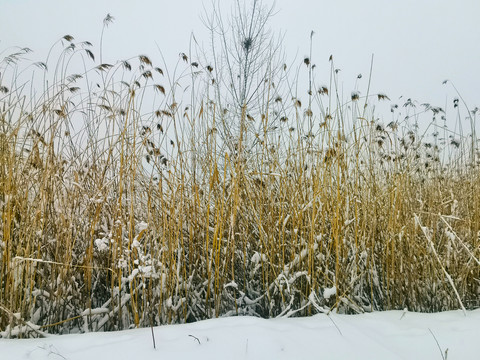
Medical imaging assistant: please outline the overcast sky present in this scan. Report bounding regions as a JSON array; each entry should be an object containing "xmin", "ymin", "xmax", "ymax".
[{"xmin": 1, "ymin": 0, "xmax": 479, "ymax": 116}]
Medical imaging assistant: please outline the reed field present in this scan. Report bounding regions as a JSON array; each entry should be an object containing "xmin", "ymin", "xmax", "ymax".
[{"xmin": 0, "ymin": 12, "xmax": 479, "ymax": 338}]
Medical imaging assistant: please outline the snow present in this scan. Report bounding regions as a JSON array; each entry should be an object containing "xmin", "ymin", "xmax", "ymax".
[
  {"xmin": 137, "ymin": 221, "xmax": 148, "ymax": 231},
  {"xmin": 323, "ymin": 286, "xmax": 337, "ymax": 300},
  {"xmin": 94, "ymin": 238, "xmax": 109, "ymax": 252},
  {"xmin": 3, "ymin": 309, "xmax": 479, "ymax": 359}
]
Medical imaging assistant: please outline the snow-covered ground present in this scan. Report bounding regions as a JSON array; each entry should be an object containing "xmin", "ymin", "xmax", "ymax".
[{"xmin": 3, "ymin": 309, "xmax": 479, "ymax": 359}]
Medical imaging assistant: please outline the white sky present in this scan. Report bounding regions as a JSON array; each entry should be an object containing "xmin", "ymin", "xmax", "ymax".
[{"xmin": 1, "ymin": 0, "xmax": 479, "ymax": 113}]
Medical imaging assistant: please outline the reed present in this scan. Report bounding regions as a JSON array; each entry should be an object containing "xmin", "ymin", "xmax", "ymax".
[{"xmin": 0, "ymin": 26, "xmax": 479, "ymax": 338}]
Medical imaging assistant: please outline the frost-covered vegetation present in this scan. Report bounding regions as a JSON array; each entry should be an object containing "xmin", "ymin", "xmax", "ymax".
[{"xmin": 1, "ymin": 5, "xmax": 479, "ymax": 338}]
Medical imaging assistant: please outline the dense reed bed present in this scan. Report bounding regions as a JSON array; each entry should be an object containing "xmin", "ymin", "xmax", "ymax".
[{"xmin": 0, "ymin": 31, "xmax": 479, "ymax": 338}]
